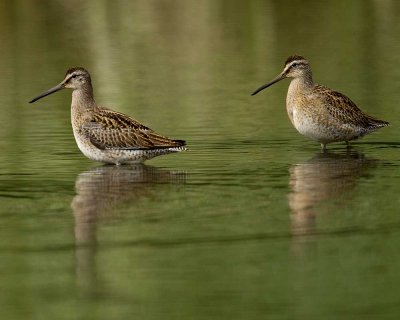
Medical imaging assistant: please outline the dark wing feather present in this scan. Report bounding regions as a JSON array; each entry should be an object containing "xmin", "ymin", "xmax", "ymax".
[
  {"xmin": 315, "ymin": 85, "xmax": 389, "ymax": 128},
  {"xmin": 82, "ymin": 107, "xmax": 186, "ymax": 150}
]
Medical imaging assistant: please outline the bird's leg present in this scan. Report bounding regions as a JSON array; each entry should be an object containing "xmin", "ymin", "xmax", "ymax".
[{"xmin": 320, "ymin": 143, "xmax": 327, "ymax": 152}]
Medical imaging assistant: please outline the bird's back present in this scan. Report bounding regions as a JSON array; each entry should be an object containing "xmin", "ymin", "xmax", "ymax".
[
  {"xmin": 80, "ymin": 106, "xmax": 186, "ymax": 151},
  {"xmin": 312, "ymin": 85, "xmax": 389, "ymax": 131}
]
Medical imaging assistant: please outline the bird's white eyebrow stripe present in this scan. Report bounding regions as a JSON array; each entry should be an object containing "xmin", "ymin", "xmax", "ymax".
[
  {"xmin": 284, "ymin": 60, "xmax": 307, "ymax": 71},
  {"xmin": 65, "ymin": 72, "xmax": 80, "ymax": 81}
]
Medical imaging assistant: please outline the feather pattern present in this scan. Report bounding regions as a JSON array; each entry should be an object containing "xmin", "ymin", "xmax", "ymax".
[
  {"xmin": 29, "ymin": 67, "xmax": 186, "ymax": 164},
  {"xmin": 81, "ymin": 107, "xmax": 185, "ymax": 150},
  {"xmin": 313, "ymin": 85, "xmax": 389, "ymax": 129},
  {"xmin": 252, "ymin": 56, "xmax": 389, "ymax": 149}
]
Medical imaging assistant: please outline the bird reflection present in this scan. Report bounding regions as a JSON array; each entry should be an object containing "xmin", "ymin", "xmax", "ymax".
[
  {"xmin": 71, "ymin": 164, "xmax": 186, "ymax": 295},
  {"xmin": 288, "ymin": 150, "xmax": 377, "ymax": 236}
]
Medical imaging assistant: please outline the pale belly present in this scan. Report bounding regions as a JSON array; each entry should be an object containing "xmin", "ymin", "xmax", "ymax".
[
  {"xmin": 288, "ymin": 106, "xmax": 360, "ymax": 144},
  {"xmin": 72, "ymin": 128, "xmax": 183, "ymax": 164}
]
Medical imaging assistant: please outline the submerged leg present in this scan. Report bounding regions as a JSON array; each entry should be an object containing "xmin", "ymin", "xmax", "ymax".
[{"xmin": 320, "ymin": 143, "xmax": 327, "ymax": 152}]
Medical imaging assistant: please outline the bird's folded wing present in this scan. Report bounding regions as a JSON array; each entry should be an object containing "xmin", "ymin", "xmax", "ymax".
[
  {"xmin": 315, "ymin": 85, "xmax": 379, "ymax": 127},
  {"xmin": 82, "ymin": 108, "xmax": 183, "ymax": 150}
]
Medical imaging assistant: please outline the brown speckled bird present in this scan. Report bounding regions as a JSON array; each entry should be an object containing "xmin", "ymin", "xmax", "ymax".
[
  {"xmin": 29, "ymin": 67, "xmax": 186, "ymax": 164},
  {"xmin": 252, "ymin": 56, "xmax": 389, "ymax": 150}
]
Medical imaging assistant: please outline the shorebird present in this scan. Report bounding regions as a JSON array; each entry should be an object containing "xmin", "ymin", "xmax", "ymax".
[
  {"xmin": 252, "ymin": 55, "xmax": 389, "ymax": 150},
  {"xmin": 29, "ymin": 67, "xmax": 186, "ymax": 164}
]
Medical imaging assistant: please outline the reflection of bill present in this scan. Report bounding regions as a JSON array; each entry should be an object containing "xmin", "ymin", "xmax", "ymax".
[
  {"xmin": 71, "ymin": 165, "xmax": 186, "ymax": 294},
  {"xmin": 288, "ymin": 151, "xmax": 377, "ymax": 235}
]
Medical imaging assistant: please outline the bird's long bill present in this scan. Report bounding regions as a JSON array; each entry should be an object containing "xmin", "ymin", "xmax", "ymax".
[
  {"xmin": 251, "ymin": 72, "xmax": 286, "ymax": 96},
  {"xmin": 29, "ymin": 82, "xmax": 65, "ymax": 103}
]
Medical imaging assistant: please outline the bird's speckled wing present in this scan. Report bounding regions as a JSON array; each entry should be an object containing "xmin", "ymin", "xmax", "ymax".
[
  {"xmin": 313, "ymin": 85, "xmax": 389, "ymax": 128},
  {"xmin": 81, "ymin": 107, "xmax": 185, "ymax": 150}
]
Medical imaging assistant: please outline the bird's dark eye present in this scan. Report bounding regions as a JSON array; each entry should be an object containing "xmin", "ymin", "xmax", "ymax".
[
  {"xmin": 291, "ymin": 63, "xmax": 298, "ymax": 68},
  {"xmin": 72, "ymin": 74, "xmax": 77, "ymax": 78}
]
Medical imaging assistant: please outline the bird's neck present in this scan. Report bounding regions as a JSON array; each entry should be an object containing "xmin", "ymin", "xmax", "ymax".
[
  {"xmin": 288, "ymin": 73, "xmax": 314, "ymax": 96},
  {"xmin": 71, "ymin": 86, "xmax": 96, "ymax": 112}
]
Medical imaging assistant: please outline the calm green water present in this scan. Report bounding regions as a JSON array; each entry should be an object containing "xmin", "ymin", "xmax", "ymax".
[{"xmin": 1, "ymin": 0, "xmax": 400, "ymax": 319}]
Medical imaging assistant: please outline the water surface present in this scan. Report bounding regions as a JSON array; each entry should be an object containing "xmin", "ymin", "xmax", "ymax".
[{"xmin": 1, "ymin": 0, "xmax": 400, "ymax": 319}]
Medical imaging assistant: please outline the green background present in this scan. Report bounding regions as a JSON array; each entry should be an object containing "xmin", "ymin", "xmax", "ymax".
[{"xmin": 1, "ymin": 0, "xmax": 400, "ymax": 319}]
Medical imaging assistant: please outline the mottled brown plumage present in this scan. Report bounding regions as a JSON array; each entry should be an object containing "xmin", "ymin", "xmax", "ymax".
[
  {"xmin": 252, "ymin": 56, "xmax": 389, "ymax": 149},
  {"xmin": 29, "ymin": 67, "xmax": 186, "ymax": 164},
  {"xmin": 83, "ymin": 107, "xmax": 185, "ymax": 150}
]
